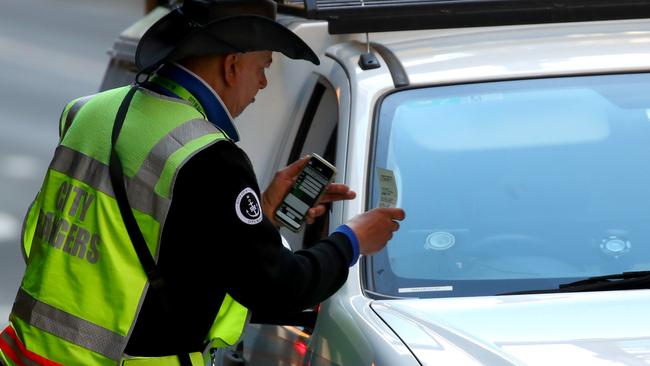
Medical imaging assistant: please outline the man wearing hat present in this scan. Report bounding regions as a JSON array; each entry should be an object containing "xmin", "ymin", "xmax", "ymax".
[{"xmin": 0, "ymin": 0, "xmax": 405, "ymax": 365}]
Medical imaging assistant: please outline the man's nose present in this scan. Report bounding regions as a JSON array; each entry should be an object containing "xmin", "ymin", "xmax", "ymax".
[{"xmin": 259, "ymin": 74, "xmax": 268, "ymax": 89}]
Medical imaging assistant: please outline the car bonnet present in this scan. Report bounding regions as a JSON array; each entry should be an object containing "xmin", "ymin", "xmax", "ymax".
[{"xmin": 371, "ymin": 290, "xmax": 650, "ymax": 365}]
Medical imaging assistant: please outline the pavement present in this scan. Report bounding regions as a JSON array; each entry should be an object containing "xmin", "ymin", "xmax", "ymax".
[{"xmin": 0, "ymin": 0, "xmax": 144, "ymax": 326}]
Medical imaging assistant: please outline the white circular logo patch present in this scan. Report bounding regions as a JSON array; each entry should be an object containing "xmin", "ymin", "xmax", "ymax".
[{"xmin": 235, "ymin": 187, "xmax": 263, "ymax": 225}]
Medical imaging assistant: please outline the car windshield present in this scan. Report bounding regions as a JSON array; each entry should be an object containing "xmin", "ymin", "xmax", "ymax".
[{"xmin": 368, "ymin": 73, "xmax": 650, "ymax": 298}]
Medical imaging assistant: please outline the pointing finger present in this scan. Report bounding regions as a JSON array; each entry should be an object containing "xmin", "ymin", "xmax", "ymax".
[{"xmin": 378, "ymin": 208, "xmax": 405, "ymax": 221}]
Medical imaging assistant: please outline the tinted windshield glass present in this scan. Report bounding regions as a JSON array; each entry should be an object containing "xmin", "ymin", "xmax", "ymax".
[{"xmin": 369, "ymin": 73, "xmax": 650, "ymax": 298}]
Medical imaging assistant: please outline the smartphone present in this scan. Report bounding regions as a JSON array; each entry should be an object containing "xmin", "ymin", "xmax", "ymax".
[{"xmin": 275, "ymin": 153, "xmax": 337, "ymax": 232}]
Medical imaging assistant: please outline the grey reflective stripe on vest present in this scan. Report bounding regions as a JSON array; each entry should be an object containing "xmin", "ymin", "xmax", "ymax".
[
  {"xmin": 50, "ymin": 146, "xmax": 114, "ymax": 196},
  {"xmin": 0, "ymin": 330, "xmax": 41, "ymax": 366},
  {"xmin": 61, "ymin": 95, "xmax": 94, "ymax": 139},
  {"xmin": 12, "ymin": 289, "xmax": 126, "ymax": 361},
  {"xmin": 49, "ymin": 145, "xmax": 169, "ymax": 224},
  {"xmin": 132, "ymin": 119, "xmax": 222, "ymax": 190},
  {"xmin": 52, "ymin": 117, "xmax": 223, "ymax": 225}
]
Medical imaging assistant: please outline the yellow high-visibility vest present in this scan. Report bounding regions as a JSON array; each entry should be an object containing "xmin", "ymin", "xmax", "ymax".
[{"xmin": 0, "ymin": 85, "xmax": 248, "ymax": 366}]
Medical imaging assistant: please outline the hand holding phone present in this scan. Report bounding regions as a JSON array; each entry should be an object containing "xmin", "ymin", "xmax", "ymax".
[{"xmin": 275, "ymin": 154, "xmax": 337, "ymax": 232}]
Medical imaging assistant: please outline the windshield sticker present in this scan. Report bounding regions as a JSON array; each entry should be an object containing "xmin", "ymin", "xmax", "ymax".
[
  {"xmin": 376, "ymin": 167, "xmax": 398, "ymax": 208},
  {"xmin": 398, "ymin": 286, "xmax": 453, "ymax": 293}
]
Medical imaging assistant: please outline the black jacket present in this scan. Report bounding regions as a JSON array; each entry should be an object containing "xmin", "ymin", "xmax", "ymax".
[{"xmin": 125, "ymin": 139, "xmax": 353, "ymax": 355}]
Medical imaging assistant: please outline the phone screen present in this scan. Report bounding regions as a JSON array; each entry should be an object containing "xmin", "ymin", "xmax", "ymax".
[{"xmin": 276, "ymin": 155, "xmax": 336, "ymax": 231}]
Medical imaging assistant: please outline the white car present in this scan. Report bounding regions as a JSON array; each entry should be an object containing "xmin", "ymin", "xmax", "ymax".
[{"xmin": 103, "ymin": 1, "xmax": 650, "ymax": 364}]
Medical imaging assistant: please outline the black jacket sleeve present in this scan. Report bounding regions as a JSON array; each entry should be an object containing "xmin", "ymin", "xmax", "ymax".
[
  {"xmin": 176, "ymin": 140, "xmax": 352, "ymax": 313},
  {"xmin": 126, "ymin": 140, "xmax": 353, "ymax": 355}
]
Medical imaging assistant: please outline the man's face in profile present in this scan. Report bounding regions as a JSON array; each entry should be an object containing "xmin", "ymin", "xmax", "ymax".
[{"xmin": 231, "ymin": 51, "xmax": 273, "ymax": 117}]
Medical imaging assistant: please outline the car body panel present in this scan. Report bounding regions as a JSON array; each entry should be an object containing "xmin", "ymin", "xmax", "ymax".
[
  {"xmin": 306, "ymin": 293, "xmax": 419, "ymax": 366},
  {"xmin": 294, "ymin": 16, "xmax": 650, "ymax": 366},
  {"xmin": 372, "ymin": 290, "xmax": 650, "ymax": 365},
  {"xmin": 389, "ymin": 19, "xmax": 650, "ymax": 86}
]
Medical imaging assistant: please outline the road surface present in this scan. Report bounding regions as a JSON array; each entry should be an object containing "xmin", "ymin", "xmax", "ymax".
[{"xmin": 0, "ymin": 0, "xmax": 144, "ymax": 325}]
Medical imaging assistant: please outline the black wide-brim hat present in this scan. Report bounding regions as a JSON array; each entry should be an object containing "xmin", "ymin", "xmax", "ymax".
[{"xmin": 136, "ymin": 0, "xmax": 320, "ymax": 73}]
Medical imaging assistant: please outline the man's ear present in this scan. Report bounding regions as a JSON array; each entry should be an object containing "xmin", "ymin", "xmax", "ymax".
[{"xmin": 223, "ymin": 53, "xmax": 240, "ymax": 87}]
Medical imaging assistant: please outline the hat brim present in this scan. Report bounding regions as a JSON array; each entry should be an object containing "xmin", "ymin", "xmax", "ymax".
[{"xmin": 136, "ymin": 10, "xmax": 320, "ymax": 72}]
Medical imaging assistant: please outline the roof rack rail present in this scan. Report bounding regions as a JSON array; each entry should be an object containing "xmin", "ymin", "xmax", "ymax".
[{"xmin": 275, "ymin": 0, "xmax": 650, "ymax": 34}]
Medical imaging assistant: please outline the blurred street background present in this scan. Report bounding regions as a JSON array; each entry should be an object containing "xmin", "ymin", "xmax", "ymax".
[{"xmin": 0, "ymin": 0, "xmax": 145, "ymax": 325}]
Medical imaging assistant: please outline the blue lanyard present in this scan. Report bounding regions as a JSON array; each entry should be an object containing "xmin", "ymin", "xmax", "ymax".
[
  {"xmin": 150, "ymin": 74, "xmax": 207, "ymax": 116},
  {"xmin": 149, "ymin": 65, "xmax": 240, "ymax": 142}
]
